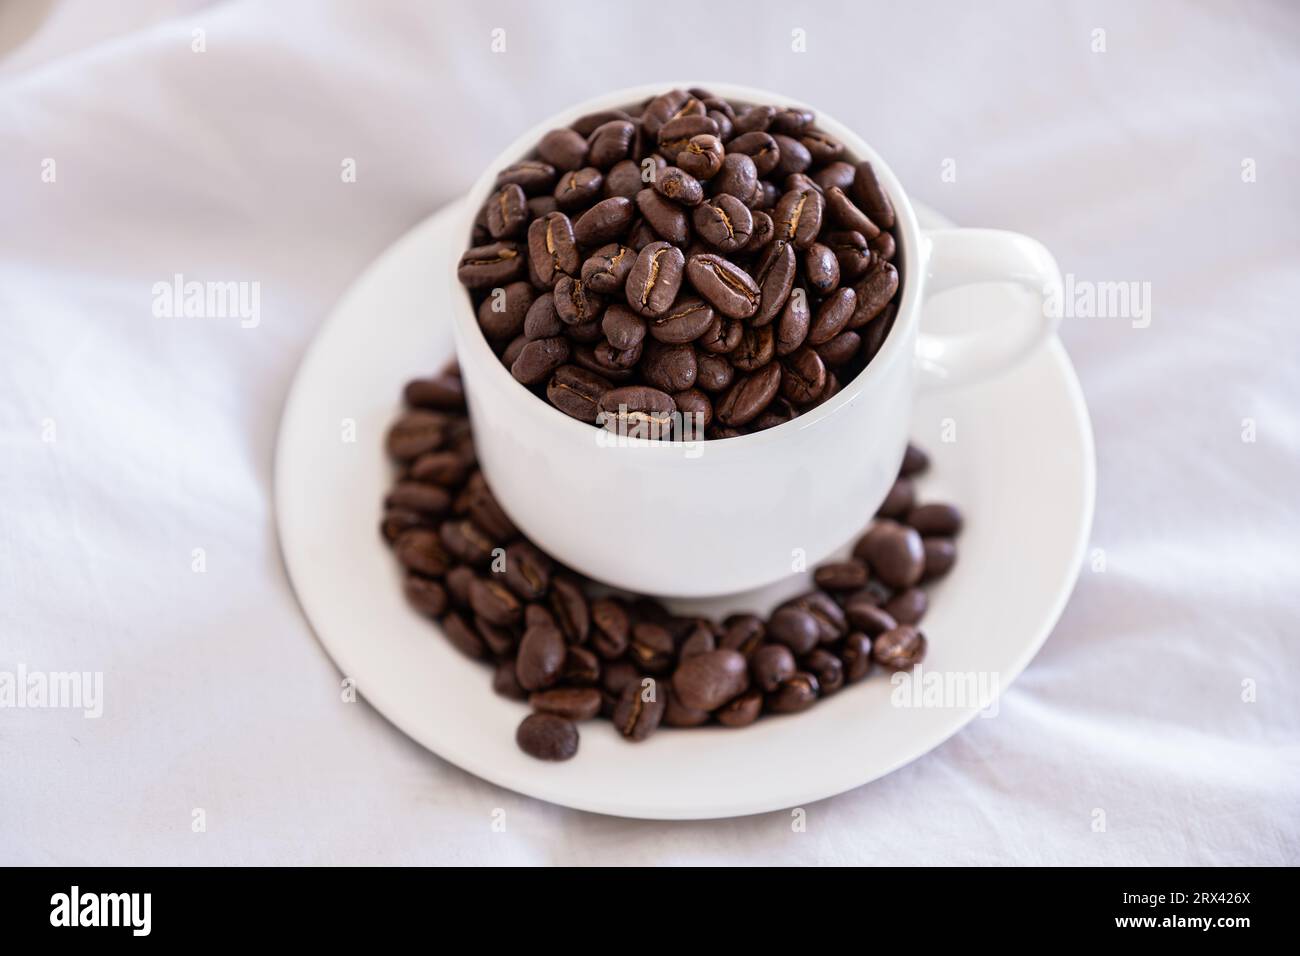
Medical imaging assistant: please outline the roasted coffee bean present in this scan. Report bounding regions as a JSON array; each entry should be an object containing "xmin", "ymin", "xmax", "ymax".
[
  {"xmin": 824, "ymin": 185, "xmax": 880, "ymax": 238},
  {"xmin": 845, "ymin": 601, "xmax": 897, "ymax": 636},
  {"xmin": 814, "ymin": 160, "xmax": 856, "ymax": 192},
  {"xmin": 849, "ymin": 260, "xmax": 899, "ymax": 328},
  {"xmin": 840, "ymin": 632, "xmax": 873, "ymax": 683},
  {"xmin": 475, "ymin": 616, "xmax": 516, "ymax": 657},
  {"xmin": 485, "ymin": 183, "xmax": 529, "ymax": 239},
  {"xmin": 469, "ymin": 576, "xmax": 523, "ymax": 627},
  {"xmin": 635, "ymin": 188, "xmax": 691, "ymax": 245},
  {"xmin": 720, "ymin": 614, "xmax": 766, "ymax": 656},
  {"xmin": 906, "ymin": 503, "xmax": 964, "ymax": 537},
  {"xmin": 394, "ymin": 529, "xmax": 451, "ymax": 577},
  {"xmin": 562, "ymin": 645, "xmax": 601, "ymax": 685},
  {"xmin": 530, "ymin": 687, "xmax": 602, "ymax": 721},
  {"xmin": 695, "ymin": 352, "xmax": 735, "ymax": 393},
  {"xmin": 612, "ymin": 677, "xmax": 666, "ymax": 741},
  {"xmin": 658, "ymin": 114, "xmax": 718, "ymax": 160},
  {"xmin": 804, "ymin": 648, "xmax": 844, "ymax": 695},
  {"xmin": 716, "ymin": 362, "xmax": 781, "ymax": 427},
  {"xmin": 885, "ymin": 587, "xmax": 928, "ymax": 625},
  {"xmin": 692, "ymin": 194, "xmax": 754, "ymax": 252},
  {"xmin": 715, "ymin": 689, "xmax": 763, "ymax": 727},
  {"xmin": 500, "ymin": 540, "xmax": 552, "ymax": 602},
  {"xmin": 537, "ymin": 127, "xmax": 589, "ymax": 171},
  {"xmin": 477, "ymin": 281, "xmax": 533, "ymax": 340},
  {"xmin": 602, "ymin": 304, "xmax": 648, "ymax": 350},
  {"xmin": 462, "ymin": 474, "xmax": 516, "ymax": 540},
  {"xmin": 444, "ymin": 565, "xmax": 475, "ymax": 607},
  {"xmin": 677, "ymin": 134, "xmax": 725, "ymax": 179},
  {"xmin": 870, "ymin": 231, "xmax": 896, "ymax": 261},
  {"xmin": 850, "ymin": 160, "xmax": 896, "ymax": 229},
  {"xmin": 922, "ymin": 537, "xmax": 958, "ymax": 581},
  {"xmin": 629, "ymin": 622, "xmax": 676, "ymax": 675},
  {"xmin": 771, "ymin": 107, "xmax": 814, "ymax": 136},
  {"xmin": 549, "ymin": 575, "xmax": 590, "ymax": 644},
  {"xmin": 750, "ymin": 643, "xmax": 796, "ymax": 693},
  {"xmin": 572, "ymin": 108, "xmax": 634, "ymax": 137},
  {"xmin": 598, "ymin": 385, "xmax": 676, "ymax": 438},
  {"xmin": 786, "ymin": 591, "xmax": 847, "ymax": 643},
  {"xmin": 649, "ymin": 296, "xmax": 714, "ymax": 345},
  {"xmin": 900, "ymin": 442, "xmax": 930, "ymax": 476},
  {"xmin": 404, "ymin": 375, "xmax": 465, "ymax": 412},
  {"xmin": 516, "ymin": 623, "xmax": 566, "ymax": 690},
  {"xmin": 586, "ymin": 597, "xmax": 630, "ymax": 660},
  {"xmin": 495, "ymin": 159, "xmax": 556, "ymax": 195},
  {"xmin": 640, "ymin": 89, "xmax": 700, "ymax": 137},
  {"xmin": 773, "ymin": 187, "xmax": 823, "ymax": 249},
  {"xmin": 525, "ymin": 603, "xmax": 556, "ymax": 631},
  {"xmin": 523, "ymin": 293, "xmax": 563, "ymax": 339},
  {"xmin": 780, "ymin": 346, "xmax": 827, "ymax": 405},
  {"xmin": 573, "ymin": 196, "xmax": 634, "ymax": 245},
  {"xmin": 493, "ymin": 659, "xmax": 527, "ymax": 700},
  {"xmin": 526, "ymin": 213, "xmax": 579, "ymax": 287},
  {"xmin": 732, "ymin": 104, "xmax": 774, "ymax": 135},
  {"xmin": 601, "ymin": 659, "xmax": 640, "ymax": 697},
  {"xmin": 872, "ymin": 625, "xmax": 926, "ymax": 669},
  {"xmin": 804, "ymin": 242, "xmax": 841, "ymax": 294},
  {"xmin": 547, "ymin": 364, "xmax": 612, "ymax": 423},
  {"xmin": 438, "ymin": 519, "xmax": 496, "ymax": 567},
  {"xmin": 814, "ymin": 330, "xmax": 860, "ymax": 367},
  {"xmin": 752, "ymin": 240, "xmax": 797, "ymax": 326},
  {"xmin": 587, "ymin": 119, "xmax": 636, "ymax": 168},
  {"xmin": 381, "ymin": 508, "xmax": 425, "ymax": 543},
  {"xmin": 581, "ymin": 243, "xmax": 636, "ymax": 294},
  {"xmin": 800, "ymin": 130, "xmax": 844, "ymax": 165},
  {"xmin": 625, "ymin": 241, "xmax": 686, "ymax": 317},
  {"xmin": 857, "ymin": 521, "xmax": 925, "ymax": 589},
  {"xmin": 727, "ymin": 131, "xmax": 780, "ymax": 176},
  {"xmin": 712, "ymin": 152, "xmax": 758, "ymax": 205},
  {"xmin": 827, "ymin": 229, "xmax": 873, "ymax": 281},
  {"xmin": 767, "ymin": 671, "xmax": 819, "ymax": 713},
  {"xmin": 672, "ymin": 649, "xmax": 749, "ymax": 711},
  {"xmin": 771, "ymin": 134, "xmax": 811, "ymax": 176},
  {"xmin": 808, "ymin": 287, "xmax": 857, "ymax": 345},
  {"xmin": 501, "ymin": 335, "xmax": 528, "ymax": 367},
  {"xmin": 813, "ymin": 559, "xmax": 870, "ymax": 591},
  {"xmin": 653, "ymin": 166, "xmax": 705, "ymax": 206},
  {"xmin": 386, "ymin": 410, "xmax": 445, "ymax": 460},
  {"xmin": 775, "ymin": 288, "xmax": 811, "ymax": 356},
  {"xmin": 697, "ymin": 313, "xmax": 743, "ymax": 354},
  {"xmin": 673, "ymin": 388, "xmax": 713, "ymax": 433},
  {"xmin": 678, "ymin": 622, "xmax": 717, "ymax": 660},
  {"xmin": 768, "ymin": 606, "xmax": 821, "ymax": 655},
  {"xmin": 511, "ymin": 336, "xmax": 570, "ymax": 385},
  {"xmin": 664, "ymin": 689, "xmax": 711, "ymax": 728},
  {"xmin": 730, "ymin": 324, "xmax": 775, "ymax": 373},
  {"xmin": 441, "ymin": 611, "xmax": 488, "ymax": 659},
  {"xmin": 403, "ymin": 574, "xmax": 447, "ymax": 617},
  {"xmin": 386, "ymin": 481, "xmax": 451, "ymax": 517},
  {"xmin": 516, "ymin": 713, "xmax": 578, "ymax": 760},
  {"xmin": 640, "ymin": 340, "xmax": 697, "ymax": 393},
  {"xmin": 754, "ymin": 397, "xmax": 795, "ymax": 430},
  {"xmin": 605, "ymin": 159, "xmax": 645, "ymax": 198}
]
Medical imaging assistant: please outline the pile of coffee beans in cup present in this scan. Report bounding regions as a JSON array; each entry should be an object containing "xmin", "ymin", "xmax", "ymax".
[
  {"xmin": 456, "ymin": 87, "xmax": 901, "ymax": 441},
  {"xmin": 383, "ymin": 363, "xmax": 962, "ymax": 761}
]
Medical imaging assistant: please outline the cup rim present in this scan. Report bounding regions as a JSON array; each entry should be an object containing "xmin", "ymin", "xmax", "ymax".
[{"xmin": 451, "ymin": 80, "xmax": 923, "ymax": 453}]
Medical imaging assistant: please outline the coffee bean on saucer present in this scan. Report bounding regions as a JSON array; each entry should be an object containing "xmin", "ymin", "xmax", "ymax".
[
  {"xmin": 476, "ymin": 617, "xmax": 516, "ymax": 658},
  {"xmin": 664, "ymin": 689, "xmax": 711, "ymax": 728},
  {"xmin": 530, "ymin": 687, "xmax": 602, "ymax": 721},
  {"xmin": 813, "ymin": 559, "xmax": 870, "ymax": 591},
  {"xmin": 386, "ymin": 411, "xmax": 446, "ymax": 460},
  {"xmin": 877, "ymin": 477, "xmax": 915, "ymax": 519},
  {"xmin": 872, "ymin": 626, "xmax": 927, "ymax": 669},
  {"xmin": 767, "ymin": 672, "xmax": 820, "ymax": 713},
  {"xmin": 516, "ymin": 623, "xmax": 566, "ymax": 690},
  {"xmin": 840, "ymin": 632, "xmax": 873, "ymax": 683},
  {"xmin": 803, "ymin": 649, "xmax": 844, "ymax": 695},
  {"xmin": 403, "ymin": 375, "xmax": 465, "ymax": 411},
  {"xmin": 906, "ymin": 503, "xmax": 964, "ymax": 537},
  {"xmin": 678, "ymin": 622, "xmax": 717, "ymax": 660},
  {"xmin": 403, "ymin": 574, "xmax": 447, "ymax": 617},
  {"xmin": 612, "ymin": 678, "xmax": 666, "ymax": 741},
  {"xmin": 750, "ymin": 643, "xmax": 796, "ymax": 693},
  {"xmin": 922, "ymin": 537, "xmax": 958, "ymax": 581},
  {"xmin": 845, "ymin": 600, "xmax": 897, "ymax": 636},
  {"xmin": 493, "ymin": 660, "xmax": 527, "ymax": 700},
  {"xmin": 884, "ymin": 587, "xmax": 927, "ymax": 626},
  {"xmin": 629, "ymin": 622, "xmax": 676, "ymax": 675},
  {"xmin": 516, "ymin": 713, "xmax": 579, "ymax": 761},
  {"xmin": 672, "ymin": 649, "xmax": 749, "ymax": 712},
  {"xmin": 715, "ymin": 689, "xmax": 763, "ymax": 727},
  {"xmin": 549, "ymin": 575, "xmax": 590, "ymax": 644},
  {"xmin": 394, "ymin": 529, "xmax": 451, "ymax": 577},
  {"xmin": 469, "ymin": 576, "xmax": 523, "ymax": 627},
  {"xmin": 856, "ymin": 521, "xmax": 925, "ymax": 589},
  {"xmin": 408, "ymin": 451, "xmax": 471, "ymax": 487},
  {"xmin": 441, "ymin": 611, "xmax": 488, "ymax": 659},
  {"xmin": 784, "ymin": 591, "xmax": 847, "ymax": 644},
  {"xmin": 387, "ymin": 480, "xmax": 452, "ymax": 517}
]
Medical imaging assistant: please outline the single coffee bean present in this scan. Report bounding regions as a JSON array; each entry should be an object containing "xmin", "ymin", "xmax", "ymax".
[
  {"xmin": 786, "ymin": 591, "xmax": 847, "ymax": 643},
  {"xmin": 850, "ymin": 160, "xmax": 896, "ymax": 229},
  {"xmin": 605, "ymin": 159, "xmax": 645, "ymax": 198},
  {"xmin": 590, "ymin": 597, "xmax": 631, "ymax": 660},
  {"xmin": 695, "ymin": 352, "xmax": 735, "ymax": 393},
  {"xmin": 386, "ymin": 410, "xmax": 445, "ymax": 460},
  {"xmin": 672, "ymin": 649, "xmax": 750, "ymax": 711},
  {"xmin": 381, "ymin": 508, "xmax": 425, "ymax": 543},
  {"xmin": 493, "ymin": 659, "xmax": 527, "ymax": 700},
  {"xmin": 813, "ymin": 161, "xmax": 856, "ymax": 192},
  {"xmin": 800, "ymin": 130, "xmax": 844, "ymax": 164},
  {"xmin": 403, "ymin": 375, "xmax": 465, "ymax": 412},
  {"xmin": 408, "ymin": 450, "xmax": 471, "ymax": 488},
  {"xmin": 771, "ymin": 107, "xmax": 814, "ymax": 136},
  {"xmin": 601, "ymin": 659, "xmax": 640, "ymax": 696},
  {"xmin": 571, "ymin": 108, "xmax": 634, "ymax": 137},
  {"xmin": 827, "ymin": 229, "xmax": 873, "ymax": 281},
  {"xmin": 677, "ymin": 133, "xmax": 726, "ymax": 179},
  {"xmin": 858, "ymin": 520, "xmax": 926, "ymax": 589},
  {"xmin": 649, "ymin": 296, "xmax": 714, "ymax": 345},
  {"xmin": 715, "ymin": 689, "xmax": 763, "ymax": 727},
  {"xmin": 394, "ymin": 528, "xmax": 451, "ymax": 577},
  {"xmin": 712, "ymin": 152, "xmax": 758, "ymax": 204},
  {"xmin": 653, "ymin": 166, "xmax": 705, "ymax": 206},
  {"xmin": 441, "ymin": 611, "xmax": 488, "ymax": 659},
  {"xmin": 750, "ymin": 643, "xmax": 796, "ymax": 693},
  {"xmin": 537, "ymin": 127, "xmax": 589, "ymax": 171},
  {"xmin": 808, "ymin": 286, "xmax": 857, "ymax": 346},
  {"xmin": 598, "ymin": 385, "xmax": 676, "ymax": 438},
  {"xmin": 403, "ymin": 574, "xmax": 447, "ymax": 617},
  {"xmin": 780, "ymin": 346, "xmax": 827, "ymax": 405},
  {"xmin": 872, "ymin": 625, "xmax": 926, "ymax": 669},
  {"xmin": 878, "ymin": 477, "xmax": 915, "ymax": 519},
  {"xmin": 526, "ymin": 214, "xmax": 579, "ymax": 287},
  {"xmin": 815, "ymin": 330, "xmax": 860, "ymax": 367},
  {"xmin": 768, "ymin": 606, "xmax": 820, "ymax": 655},
  {"xmin": 516, "ymin": 623, "xmax": 566, "ymax": 690},
  {"xmin": 840, "ymin": 632, "xmax": 874, "ymax": 683},
  {"xmin": 587, "ymin": 119, "xmax": 636, "ymax": 168},
  {"xmin": 900, "ymin": 442, "xmax": 930, "ymax": 476},
  {"xmin": 772, "ymin": 134, "xmax": 812, "ymax": 176},
  {"xmin": 640, "ymin": 89, "xmax": 699, "ymax": 137},
  {"xmin": 444, "ymin": 566, "xmax": 475, "ymax": 607},
  {"xmin": 501, "ymin": 540, "xmax": 552, "ymax": 602},
  {"xmin": 385, "ymin": 481, "xmax": 451, "ymax": 518},
  {"xmin": 629, "ymin": 622, "xmax": 676, "ymax": 675},
  {"xmin": 845, "ymin": 601, "xmax": 897, "ymax": 636},
  {"xmin": 547, "ymin": 364, "xmax": 612, "ymax": 423},
  {"xmin": 906, "ymin": 502, "xmax": 964, "ymax": 537},
  {"xmin": 692, "ymin": 194, "xmax": 754, "ymax": 252},
  {"xmin": 562, "ymin": 645, "xmax": 601, "ymax": 685},
  {"xmin": 523, "ymin": 293, "xmax": 562, "ymax": 339},
  {"xmin": 573, "ymin": 196, "xmax": 635, "ymax": 246},
  {"xmin": 657, "ymin": 114, "xmax": 719, "ymax": 159},
  {"xmin": 475, "ymin": 616, "xmax": 516, "ymax": 657},
  {"xmin": 602, "ymin": 303, "xmax": 648, "ymax": 350},
  {"xmin": 804, "ymin": 648, "xmax": 844, "ymax": 695},
  {"xmin": 581, "ymin": 243, "xmax": 636, "ymax": 295},
  {"xmin": 673, "ymin": 388, "xmax": 713, "ymax": 433},
  {"xmin": 477, "ymin": 281, "xmax": 533, "ymax": 340},
  {"xmin": 625, "ymin": 241, "xmax": 686, "ymax": 317},
  {"xmin": 775, "ymin": 288, "xmax": 811, "ymax": 356},
  {"xmin": 813, "ymin": 559, "xmax": 870, "ymax": 591},
  {"xmin": 728, "ymin": 131, "xmax": 780, "ymax": 176},
  {"xmin": 469, "ymin": 576, "xmax": 523, "ymax": 627},
  {"xmin": 634, "ymin": 188, "xmax": 690, "ymax": 245},
  {"xmin": 549, "ymin": 575, "xmax": 590, "ymax": 644},
  {"xmin": 439, "ymin": 518, "xmax": 495, "ymax": 566},
  {"xmin": 922, "ymin": 537, "xmax": 958, "ymax": 581},
  {"xmin": 720, "ymin": 614, "xmax": 766, "ymax": 656},
  {"xmin": 678, "ymin": 621, "xmax": 717, "ymax": 660},
  {"xmin": 849, "ymin": 260, "xmax": 899, "ymax": 328},
  {"xmin": 730, "ymin": 323, "xmax": 775, "ymax": 373},
  {"xmin": 773, "ymin": 187, "xmax": 824, "ymax": 249},
  {"xmin": 767, "ymin": 671, "xmax": 820, "ymax": 713},
  {"xmin": 530, "ymin": 687, "xmax": 602, "ymax": 721},
  {"xmin": 804, "ymin": 242, "xmax": 841, "ymax": 294},
  {"xmin": 885, "ymin": 587, "xmax": 928, "ymax": 625},
  {"xmin": 511, "ymin": 336, "xmax": 570, "ymax": 385},
  {"xmin": 640, "ymin": 339, "xmax": 697, "ymax": 393},
  {"xmin": 752, "ymin": 240, "xmax": 797, "ymax": 326},
  {"xmin": 824, "ymin": 185, "xmax": 880, "ymax": 238},
  {"xmin": 516, "ymin": 713, "xmax": 579, "ymax": 761},
  {"xmin": 664, "ymin": 689, "xmax": 711, "ymax": 728},
  {"xmin": 495, "ymin": 159, "xmax": 556, "ymax": 195},
  {"xmin": 486, "ymin": 183, "xmax": 529, "ymax": 239},
  {"xmin": 716, "ymin": 362, "xmax": 781, "ymax": 427},
  {"xmin": 612, "ymin": 678, "xmax": 667, "ymax": 741}
]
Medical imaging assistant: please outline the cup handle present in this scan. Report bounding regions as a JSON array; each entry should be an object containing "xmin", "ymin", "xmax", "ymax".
[{"xmin": 916, "ymin": 228, "xmax": 1063, "ymax": 389}]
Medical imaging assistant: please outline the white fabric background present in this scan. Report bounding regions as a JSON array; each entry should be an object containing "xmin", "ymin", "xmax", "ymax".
[{"xmin": 2, "ymin": 0, "xmax": 1297, "ymax": 865}]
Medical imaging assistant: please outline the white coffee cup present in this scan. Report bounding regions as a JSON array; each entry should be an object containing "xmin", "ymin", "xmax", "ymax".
[{"xmin": 450, "ymin": 82, "xmax": 1062, "ymax": 598}]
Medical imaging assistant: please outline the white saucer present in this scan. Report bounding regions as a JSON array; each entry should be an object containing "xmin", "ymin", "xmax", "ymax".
[{"xmin": 274, "ymin": 200, "xmax": 1095, "ymax": 820}]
